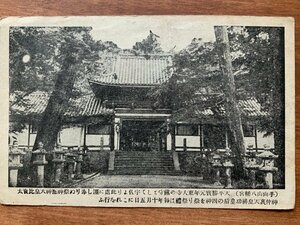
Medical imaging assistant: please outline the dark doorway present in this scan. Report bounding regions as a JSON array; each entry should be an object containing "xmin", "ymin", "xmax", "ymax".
[{"xmin": 120, "ymin": 120, "xmax": 165, "ymax": 151}]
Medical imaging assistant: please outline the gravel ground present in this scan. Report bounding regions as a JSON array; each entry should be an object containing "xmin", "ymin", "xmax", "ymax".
[{"xmin": 75, "ymin": 174, "xmax": 223, "ymax": 188}]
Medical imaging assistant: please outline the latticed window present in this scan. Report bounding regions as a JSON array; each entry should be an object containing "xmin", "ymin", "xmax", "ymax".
[
  {"xmin": 30, "ymin": 123, "xmax": 38, "ymax": 134},
  {"xmin": 242, "ymin": 124, "xmax": 255, "ymax": 137},
  {"xmin": 87, "ymin": 124, "xmax": 111, "ymax": 135},
  {"xmin": 176, "ymin": 124, "xmax": 198, "ymax": 136}
]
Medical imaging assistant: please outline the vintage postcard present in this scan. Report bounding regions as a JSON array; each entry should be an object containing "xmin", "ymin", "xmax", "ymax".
[{"xmin": 0, "ymin": 16, "xmax": 295, "ymax": 209}]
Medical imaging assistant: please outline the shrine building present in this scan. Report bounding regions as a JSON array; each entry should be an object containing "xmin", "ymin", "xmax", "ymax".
[{"xmin": 10, "ymin": 54, "xmax": 274, "ymax": 175}]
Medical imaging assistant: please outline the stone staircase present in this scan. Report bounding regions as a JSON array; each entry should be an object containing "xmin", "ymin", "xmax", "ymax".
[{"xmin": 109, "ymin": 151, "xmax": 181, "ymax": 175}]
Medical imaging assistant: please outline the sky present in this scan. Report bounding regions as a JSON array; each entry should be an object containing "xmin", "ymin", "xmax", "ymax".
[{"xmin": 90, "ymin": 16, "xmax": 216, "ymax": 52}]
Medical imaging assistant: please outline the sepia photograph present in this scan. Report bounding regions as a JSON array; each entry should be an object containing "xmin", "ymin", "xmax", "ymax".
[{"xmin": 0, "ymin": 16, "xmax": 295, "ymax": 209}]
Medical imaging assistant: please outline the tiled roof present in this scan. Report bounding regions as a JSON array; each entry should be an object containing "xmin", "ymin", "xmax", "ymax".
[
  {"xmin": 90, "ymin": 54, "xmax": 172, "ymax": 86},
  {"xmin": 10, "ymin": 92, "xmax": 267, "ymax": 119},
  {"xmin": 238, "ymin": 98, "xmax": 268, "ymax": 117},
  {"xmin": 10, "ymin": 92, "xmax": 113, "ymax": 118},
  {"xmin": 195, "ymin": 97, "xmax": 268, "ymax": 118}
]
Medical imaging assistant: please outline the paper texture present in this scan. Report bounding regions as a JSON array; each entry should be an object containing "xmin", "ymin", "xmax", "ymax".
[{"xmin": 0, "ymin": 16, "xmax": 295, "ymax": 209}]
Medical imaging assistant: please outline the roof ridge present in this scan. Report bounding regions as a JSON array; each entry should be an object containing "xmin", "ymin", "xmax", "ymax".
[{"xmin": 118, "ymin": 53, "xmax": 173, "ymax": 57}]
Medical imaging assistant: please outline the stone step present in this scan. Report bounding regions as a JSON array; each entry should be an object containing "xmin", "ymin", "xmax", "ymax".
[
  {"xmin": 110, "ymin": 170, "xmax": 180, "ymax": 175},
  {"xmin": 115, "ymin": 155, "xmax": 172, "ymax": 158},
  {"xmin": 110, "ymin": 171, "xmax": 183, "ymax": 175},
  {"xmin": 115, "ymin": 163, "xmax": 173, "ymax": 166},
  {"xmin": 115, "ymin": 163, "xmax": 173, "ymax": 165},
  {"xmin": 115, "ymin": 152, "xmax": 171, "ymax": 156},
  {"xmin": 114, "ymin": 165, "xmax": 175, "ymax": 169},
  {"xmin": 114, "ymin": 162, "xmax": 173, "ymax": 166},
  {"xmin": 115, "ymin": 159, "xmax": 173, "ymax": 162},
  {"xmin": 115, "ymin": 155, "xmax": 172, "ymax": 159},
  {"xmin": 113, "ymin": 164, "xmax": 173, "ymax": 167},
  {"xmin": 112, "ymin": 150, "xmax": 180, "ymax": 175}
]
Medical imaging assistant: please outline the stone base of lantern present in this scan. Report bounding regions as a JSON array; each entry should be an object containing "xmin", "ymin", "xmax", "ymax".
[
  {"xmin": 260, "ymin": 167, "xmax": 278, "ymax": 189},
  {"xmin": 248, "ymin": 168, "xmax": 258, "ymax": 189},
  {"xmin": 245, "ymin": 164, "xmax": 259, "ymax": 189},
  {"xmin": 9, "ymin": 164, "xmax": 22, "ymax": 187},
  {"xmin": 9, "ymin": 164, "xmax": 23, "ymax": 187},
  {"xmin": 9, "ymin": 169, "xmax": 18, "ymax": 187},
  {"xmin": 224, "ymin": 167, "xmax": 233, "ymax": 189},
  {"xmin": 66, "ymin": 162, "xmax": 75, "ymax": 181},
  {"xmin": 52, "ymin": 161, "xmax": 64, "ymax": 187},
  {"xmin": 213, "ymin": 166, "xmax": 222, "ymax": 186},
  {"xmin": 33, "ymin": 161, "xmax": 48, "ymax": 188},
  {"xmin": 74, "ymin": 161, "xmax": 83, "ymax": 180},
  {"xmin": 36, "ymin": 165, "xmax": 45, "ymax": 188}
]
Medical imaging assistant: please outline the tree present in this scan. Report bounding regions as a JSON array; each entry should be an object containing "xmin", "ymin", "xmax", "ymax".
[
  {"xmin": 228, "ymin": 27, "xmax": 285, "ymax": 183},
  {"xmin": 151, "ymin": 26, "xmax": 285, "ymax": 180},
  {"xmin": 149, "ymin": 38, "xmax": 224, "ymax": 117},
  {"xmin": 10, "ymin": 27, "xmax": 99, "ymax": 150},
  {"xmin": 32, "ymin": 28, "xmax": 92, "ymax": 149},
  {"xmin": 9, "ymin": 27, "xmax": 60, "ymax": 132},
  {"xmin": 214, "ymin": 26, "xmax": 246, "ymax": 175},
  {"xmin": 10, "ymin": 26, "xmax": 121, "ymax": 152},
  {"xmin": 132, "ymin": 30, "xmax": 163, "ymax": 56},
  {"xmin": 10, "ymin": 27, "xmax": 122, "ymax": 186}
]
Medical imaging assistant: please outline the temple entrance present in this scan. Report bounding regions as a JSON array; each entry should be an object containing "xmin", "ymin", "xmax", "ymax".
[{"xmin": 120, "ymin": 120, "xmax": 166, "ymax": 151}]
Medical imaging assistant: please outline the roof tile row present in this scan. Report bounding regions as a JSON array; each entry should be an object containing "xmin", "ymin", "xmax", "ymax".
[
  {"xmin": 90, "ymin": 54, "xmax": 172, "ymax": 86},
  {"xmin": 10, "ymin": 92, "xmax": 268, "ymax": 119}
]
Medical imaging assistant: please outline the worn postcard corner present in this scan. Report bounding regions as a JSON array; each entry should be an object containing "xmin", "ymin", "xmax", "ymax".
[{"xmin": 0, "ymin": 16, "xmax": 295, "ymax": 209}]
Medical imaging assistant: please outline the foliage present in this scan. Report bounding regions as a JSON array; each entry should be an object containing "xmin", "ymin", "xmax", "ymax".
[
  {"xmin": 132, "ymin": 30, "xmax": 163, "ymax": 56},
  {"xmin": 150, "ymin": 26, "xmax": 285, "ymax": 179},
  {"xmin": 9, "ymin": 27, "xmax": 120, "ymax": 132},
  {"xmin": 149, "ymin": 38, "xmax": 225, "ymax": 121},
  {"xmin": 228, "ymin": 27, "xmax": 284, "ymax": 136},
  {"xmin": 151, "ymin": 27, "xmax": 284, "ymax": 134},
  {"xmin": 9, "ymin": 27, "xmax": 59, "ymax": 94}
]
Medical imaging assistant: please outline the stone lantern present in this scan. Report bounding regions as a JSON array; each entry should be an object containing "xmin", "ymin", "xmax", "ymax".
[
  {"xmin": 74, "ymin": 148, "xmax": 84, "ymax": 180},
  {"xmin": 65, "ymin": 148, "xmax": 77, "ymax": 181},
  {"xmin": 244, "ymin": 151, "xmax": 259, "ymax": 189},
  {"xmin": 32, "ymin": 142, "xmax": 48, "ymax": 187},
  {"xmin": 222, "ymin": 148, "xmax": 234, "ymax": 188},
  {"xmin": 52, "ymin": 143, "xmax": 65, "ymax": 187},
  {"xmin": 212, "ymin": 152, "xmax": 222, "ymax": 186},
  {"xmin": 8, "ymin": 143, "xmax": 25, "ymax": 187},
  {"xmin": 257, "ymin": 148, "xmax": 278, "ymax": 189}
]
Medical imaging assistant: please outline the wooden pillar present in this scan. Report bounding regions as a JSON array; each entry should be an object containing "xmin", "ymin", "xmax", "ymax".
[
  {"xmin": 114, "ymin": 118, "xmax": 121, "ymax": 151},
  {"xmin": 158, "ymin": 132, "xmax": 162, "ymax": 151},
  {"xmin": 199, "ymin": 123, "xmax": 203, "ymax": 149},
  {"xmin": 110, "ymin": 121, "xmax": 114, "ymax": 151},
  {"xmin": 78, "ymin": 126, "xmax": 84, "ymax": 150},
  {"xmin": 225, "ymin": 126, "xmax": 229, "ymax": 149},
  {"xmin": 83, "ymin": 125, "xmax": 87, "ymax": 147},
  {"xmin": 171, "ymin": 124, "xmax": 176, "ymax": 151},
  {"xmin": 164, "ymin": 133, "xmax": 167, "ymax": 152},
  {"xmin": 183, "ymin": 138, "xmax": 187, "ymax": 152},
  {"xmin": 28, "ymin": 124, "xmax": 31, "ymax": 149},
  {"xmin": 254, "ymin": 124, "xmax": 258, "ymax": 150}
]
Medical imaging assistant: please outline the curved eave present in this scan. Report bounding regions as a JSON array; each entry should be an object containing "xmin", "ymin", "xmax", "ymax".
[{"xmin": 88, "ymin": 78, "xmax": 161, "ymax": 88}]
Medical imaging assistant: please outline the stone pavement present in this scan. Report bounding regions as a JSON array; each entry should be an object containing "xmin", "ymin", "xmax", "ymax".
[{"xmin": 71, "ymin": 174, "xmax": 223, "ymax": 188}]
